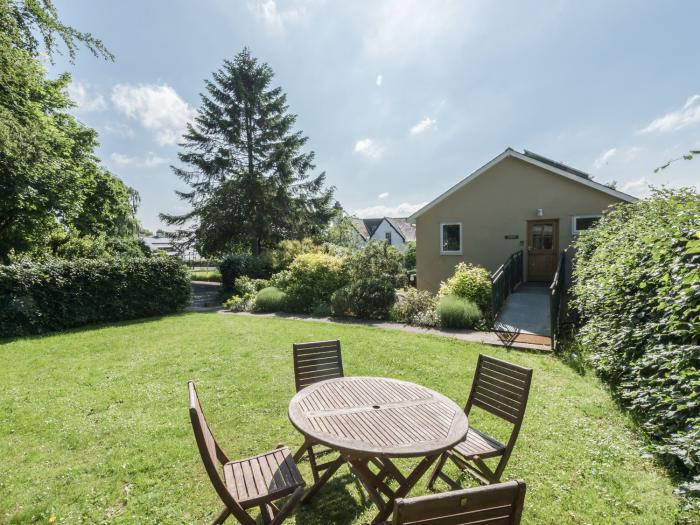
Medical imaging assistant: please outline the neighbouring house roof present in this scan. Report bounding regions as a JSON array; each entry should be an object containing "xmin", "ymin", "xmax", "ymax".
[
  {"xmin": 350, "ymin": 217, "xmax": 370, "ymax": 241},
  {"xmin": 363, "ymin": 218, "xmax": 384, "ymax": 237},
  {"xmin": 385, "ymin": 217, "xmax": 416, "ymax": 242},
  {"xmin": 408, "ymin": 148, "xmax": 638, "ymax": 221}
]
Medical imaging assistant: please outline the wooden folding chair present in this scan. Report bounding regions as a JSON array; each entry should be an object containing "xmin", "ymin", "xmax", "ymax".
[
  {"xmin": 428, "ymin": 354, "xmax": 533, "ymax": 488},
  {"xmin": 291, "ymin": 340, "xmax": 344, "ymax": 483},
  {"xmin": 188, "ymin": 381, "xmax": 305, "ymax": 525},
  {"xmin": 392, "ymin": 479, "xmax": 526, "ymax": 525}
]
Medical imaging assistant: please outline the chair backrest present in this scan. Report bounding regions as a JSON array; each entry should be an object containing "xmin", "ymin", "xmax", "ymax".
[
  {"xmin": 188, "ymin": 381, "xmax": 240, "ymax": 511},
  {"xmin": 466, "ymin": 354, "xmax": 532, "ymax": 426},
  {"xmin": 393, "ymin": 479, "xmax": 526, "ymax": 525},
  {"xmin": 292, "ymin": 340, "xmax": 344, "ymax": 392}
]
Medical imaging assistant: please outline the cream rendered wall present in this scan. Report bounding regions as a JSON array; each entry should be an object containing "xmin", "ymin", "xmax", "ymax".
[{"xmin": 415, "ymin": 156, "xmax": 626, "ymax": 293}]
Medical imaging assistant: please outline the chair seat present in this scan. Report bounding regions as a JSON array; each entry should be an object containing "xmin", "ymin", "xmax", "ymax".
[
  {"xmin": 453, "ymin": 427, "xmax": 506, "ymax": 460},
  {"xmin": 223, "ymin": 446, "xmax": 305, "ymax": 507}
]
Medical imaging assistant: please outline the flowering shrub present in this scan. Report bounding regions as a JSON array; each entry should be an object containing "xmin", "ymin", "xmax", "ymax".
[
  {"xmin": 275, "ymin": 252, "xmax": 349, "ymax": 312},
  {"xmin": 439, "ymin": 262, "xmax": 491, "ymax": 315},
  {"xmin": 390, "ymin": 288, "xmax": 437, "ymax": 325}
]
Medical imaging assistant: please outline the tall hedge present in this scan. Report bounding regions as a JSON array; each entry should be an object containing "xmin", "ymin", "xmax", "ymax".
[
  {"xmin": 571, "ymin": 188, "xmax": 700, "ymax": 497},
  {"xmin": 0, "ymin": 257, "xmax": 192, "ymax": 337}
]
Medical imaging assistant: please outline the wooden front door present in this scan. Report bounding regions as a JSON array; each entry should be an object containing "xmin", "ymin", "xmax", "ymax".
[{"xmin": 527, "ymin": 219, "xmax": 559, "ymax": 282}]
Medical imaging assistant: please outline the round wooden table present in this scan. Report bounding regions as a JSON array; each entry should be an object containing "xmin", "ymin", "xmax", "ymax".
[{"xmin": 289, "ymin": 376, "xmax": 468, "ymax": 523}]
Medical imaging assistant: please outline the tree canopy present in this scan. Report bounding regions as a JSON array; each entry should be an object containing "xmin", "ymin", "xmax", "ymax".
[
  {"xmin": 161, "ymin": 48, "xmax": 335, "ymax": 257},
  {"xmin": 0, "ymin": 0, "xmax": 139, "ymax": 263}
]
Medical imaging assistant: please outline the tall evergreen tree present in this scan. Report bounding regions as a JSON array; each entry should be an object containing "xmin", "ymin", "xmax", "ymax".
[{"xmin": 161, "ymin": 48, "xmax": 335, "ymax": 256}]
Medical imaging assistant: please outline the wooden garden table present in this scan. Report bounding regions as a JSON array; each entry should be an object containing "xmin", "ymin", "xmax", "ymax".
[{"xmin": 288, "ymin": 376, "xmax": 468, "ymax": 523}]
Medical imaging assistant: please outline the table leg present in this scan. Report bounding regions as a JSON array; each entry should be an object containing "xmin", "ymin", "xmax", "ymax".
[
  {"xmin": 300, "ymin": 455, "xmax": 344, "ymax": 504},
  {"xmin": 345, "ymin": 454, "xmax": 441, "ymax": 524}
]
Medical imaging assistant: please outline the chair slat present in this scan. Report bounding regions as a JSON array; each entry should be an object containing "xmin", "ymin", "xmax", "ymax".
[
  {"xmin": 293, "ymin": 340, "xmax": 343, "ymax": 392},
  {"xmin": 393, "ymin": 480, "xmax": 526, "ymax": 525}
]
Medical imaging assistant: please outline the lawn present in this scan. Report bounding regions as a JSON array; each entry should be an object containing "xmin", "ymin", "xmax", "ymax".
[
  {"xmin": 190, "ymin": 269, "xmax": 222, "ymax": 282},
  {"xmin": 0, "ymin": 313, "xmax": 693, "ymax": 524}
]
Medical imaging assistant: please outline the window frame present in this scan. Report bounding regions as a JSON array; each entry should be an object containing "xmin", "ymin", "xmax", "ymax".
[
  {"xmin": 440, "ymin": 222, "xmax": 463, "ymax": 255},
  {"xmin": 571, "ymin": 214, "xmax": 602, "ymax": 235},
  {"xmin": 385, "ymin": 231, "xmax": 392, "ymax": 244}
]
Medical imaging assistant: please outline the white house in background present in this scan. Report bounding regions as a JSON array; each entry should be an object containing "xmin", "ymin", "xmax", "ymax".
[{"xmin": 350, "ymin": 217, "xmax": 416, "ymax": 252}]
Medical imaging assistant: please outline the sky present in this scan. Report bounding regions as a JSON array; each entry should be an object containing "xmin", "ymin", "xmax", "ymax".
[{"xmin": 50, "ymin": 0, "xmax": 700, "ymax": 231}]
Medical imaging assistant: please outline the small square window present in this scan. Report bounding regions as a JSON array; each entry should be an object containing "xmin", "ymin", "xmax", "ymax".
[
  {"xmin": 441, "ymin": 223, "xmax": 462, "ymax": 254},
  {"xmin": 572, "ymin": 215, "xmax": 601, "ymax": 235},
  {"xmin": 385, "ymin": 231, "xmax": 392, "ymax": 244}
]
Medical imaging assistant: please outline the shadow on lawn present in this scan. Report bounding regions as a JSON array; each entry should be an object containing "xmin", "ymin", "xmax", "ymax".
[
  {"xmin": 0, "ymin": 311, "xmax": 191, "ymax": 346},
  {"xmin": 294, "ymin": 471, "xmax": 372, "ymax": 525}
]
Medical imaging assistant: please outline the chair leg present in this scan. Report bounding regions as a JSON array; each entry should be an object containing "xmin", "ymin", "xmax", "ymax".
[
  {"xmin": 427, "ymin": 452, "xmax": 448, "ymax": 490},
  {"xmin": 270, "ymin": 486, "xmax": 305, "ymax": 525},
  {"xmin": 212, "ymin": 507, "xmax": 230, "ymax": 525},
  {"xmin": 259, "ymin": 503, "xmax": 274, "ymax": 524}
]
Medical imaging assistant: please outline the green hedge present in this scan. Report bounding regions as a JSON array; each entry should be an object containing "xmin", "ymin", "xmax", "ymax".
[
  {"xmin": 0, "ymin": 257, "xmax": 191, "ymax": 337},
  {"xmin": 571, "ymin": 188, "xmax": 699, "ymax": 497}
]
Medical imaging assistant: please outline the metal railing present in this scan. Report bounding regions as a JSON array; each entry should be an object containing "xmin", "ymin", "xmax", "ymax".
[
  {"xmin": 549, "ymin": 250, "xmax": 567, "ymax": 350},
  {"xmin": 490, "ymin": 250, "xmax": 523, "ymax": 319}
]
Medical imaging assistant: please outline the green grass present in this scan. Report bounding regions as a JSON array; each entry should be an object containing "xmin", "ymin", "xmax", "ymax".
[
  {"xmin": 190, "ymin": 269, "xmax": 221, "ymax": 282},
  {"xmin": 0, "ymin": 313, "xmax": 694, "ymax": 524}
]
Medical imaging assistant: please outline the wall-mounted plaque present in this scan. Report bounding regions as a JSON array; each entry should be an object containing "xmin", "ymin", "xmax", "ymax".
[{"xmin": 504, "ymin": 234, "xmax": 519, "ymax": 240}]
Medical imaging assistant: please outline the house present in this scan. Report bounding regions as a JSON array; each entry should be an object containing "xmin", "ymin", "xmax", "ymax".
[
  {"xmin": 350, "ymin": 217, "xmax": 416, "ymax": 252},
  {"xmin": 408, "ymin": 148, "xmax": 637, "ymax": 292}
]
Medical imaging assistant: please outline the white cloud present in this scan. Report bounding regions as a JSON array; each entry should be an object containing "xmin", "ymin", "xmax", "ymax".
[
  {"xmin": 110, "ymin": 152, "xmax": 169, "ymax": 168},
  {"xmin": 625, "ymin": 146, "xmax": 642, "ymax": 162},
  {"xmin": 102, "ymin": 122, "xmax": 134, "ymax": 137},
  {"xmin": 249, "ymin": 0, "xmax": 306, "ymax": 29},
  {"xmin": 376, "ymin": 74, "xmax": 383, "ymax": 87},
  {"xmin": 410, "ymin": 116, "xmax": 437, "ymax": 135},
  {"xmin": 353, "ymin": 202, "xmax": 428, "ymax": 218},
  {"xmin": 622, "ymin": 176, "xmax": 650, "ymax": 197},
  {"xmin": 363, "ymin": 0, "xmax": 465, "ymax": 60},
  {"xmin": 378, "ymin": 192, "xmax": 389, "ymax": 199},
  {"xmin": 593, "ymin": 148, "xmax": 617, "ymax": 169},
  {"xmin": 638, "ymin": 94, "xmax": 700, "ymax": 134},
  {"xmin": 111, "ymin": 84, "xmax": 196, "ymax": 146},
  {"xmin": 354, "ymin": 138, "xmax": 383, "ymax": 159},
  {"xmin": 68, "ymin": 81, "xmax": 106, "ymax": 112}
]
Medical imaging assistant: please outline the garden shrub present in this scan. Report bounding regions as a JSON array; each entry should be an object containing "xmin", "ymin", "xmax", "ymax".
[
  {"xmin": 275, "ymin": 252, "xmax": 349, "ymax": 312},
  {"xmin": 219, "ymin": 254, "xmax": 273, "ymax": 290},
  {"xmin": 403, "ymin": 241, "xmax": 416, "ymax": 271},
  {"xmin": 0, "ymin": 257, "xmax": 191, "ymax": 337},
  {"xmin": 233, "ymin": 276, "xmax": 270, "ymax": 296},
  {"xmin": 439, "ymin": 262, "xmax": 491, "ymax": 315},
  {"xmin": 270, "ymin": 238, "xmax": 318, "ymax": 271},
  {"xmin": 345, "ymin": 241, "xmax": 406, "ymax": 288},
  {"xmin": 437, "ymin": 295, "xmax": 482, "ymax": 329},
  {"xmin": 390, "ymin": 288, "xmax": 437, "ymax": 325},
  {"xmin": 571, "ymin": 188, "xmax": 700, "ymax": 498},
  {"xmin": 344, "ymin": 278, "xmax": 396, "ymax": 319},
  {"xmin": 223, "ymin": 293, "xmax": 254, "ymax": 312},
  {"xmin": 254, "ymin": 287, "xmax": 288, "ymax": 312},
  {"xmin": 330, "ymin": 286, "xmax": 352, "ymax": 316}
]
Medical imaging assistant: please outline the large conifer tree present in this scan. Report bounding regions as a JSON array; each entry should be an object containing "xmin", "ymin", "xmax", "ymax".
[{"xmin": 161, "ymin": 48, "xmax": 335, "ymax": 256}]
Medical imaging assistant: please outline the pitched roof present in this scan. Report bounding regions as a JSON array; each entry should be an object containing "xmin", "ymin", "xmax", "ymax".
[
  {"xmin": 363, "ymin": 218, "xmax": 384, "ymax": 237},
  {"xmin": 350, "ymin": 217, "xmax": 369, "ymax": 241},
  {"xmin": 408, "ymin": 148, "xmax": 638, "ymax": 221},
  {"xmin": 385, "ymin": 217, "xmax": 416, "ymax": 242}
]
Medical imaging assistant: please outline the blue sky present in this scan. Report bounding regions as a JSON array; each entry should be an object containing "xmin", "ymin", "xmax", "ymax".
[{"xmin": 50, "ymin": 0, "xmax": 700, "ymax": 231}]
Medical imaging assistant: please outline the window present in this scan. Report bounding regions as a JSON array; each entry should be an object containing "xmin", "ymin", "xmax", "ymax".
[
  {"xmin": 440, "ymin": 223, "xmax": 462, "ymax": 255},
  {"xmin": 531, "ymin": 223, "xmax": 554, "ymax": 250},
  {"xmin": 572, "ymin": 215, "xmax": 601, "ymax": 235},
  {"xmin": 385, "ymin": 231, "xmax": 392, "ymax": 244}
]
